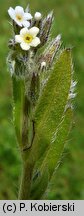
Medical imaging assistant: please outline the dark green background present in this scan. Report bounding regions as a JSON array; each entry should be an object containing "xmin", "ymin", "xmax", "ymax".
[{"xmin": 0, "ymin": 0, "xmax": 84, "ymax": 199}]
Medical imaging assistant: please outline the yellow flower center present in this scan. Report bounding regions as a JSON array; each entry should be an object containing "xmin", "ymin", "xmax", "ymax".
[
  {"xmin": 16, "ymin": 14, "xmax": 23, "ymax": 21},
  {"xmin": 24, "ymin": 34, "xmax": 33, "ymax": 43}
]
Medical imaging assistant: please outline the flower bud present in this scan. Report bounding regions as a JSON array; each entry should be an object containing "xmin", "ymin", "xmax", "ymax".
[
  {"xmin": 34, "ymin": 12, "xmax": 42, "ymax": 21},
  {"xmin": 41, "ymin": 61, "xmax": 46, "ymax": 70},
  {"xmin": 40, "ymin": 11, "xmax": 53, "ymax": 46}
]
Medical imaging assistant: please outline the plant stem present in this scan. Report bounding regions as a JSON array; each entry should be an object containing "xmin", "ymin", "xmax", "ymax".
[
  {"xmin": 18, "ymin": 160, "xmax": 33, "ymax": 200},
  {"xmin": 18, "ymin": 94, "xmax": 35, "ymax": 200}
]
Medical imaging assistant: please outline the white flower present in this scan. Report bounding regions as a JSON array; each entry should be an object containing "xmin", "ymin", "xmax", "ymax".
[
  {"xmin": 34, "ymin": 12, "xmax": 42, "ymax": 21},
  {"xmin": 41, "ymin": 61, "xmax": 46, "ymax": 70},
  {"xmin": 15, "ymin": 27, "xmax": 40, "ymax": 50},
  {"xmin": 8, "ymin": 6, "xmax": 32, "ymax": 27}
]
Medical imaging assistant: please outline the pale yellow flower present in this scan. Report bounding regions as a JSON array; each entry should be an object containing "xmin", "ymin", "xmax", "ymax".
[{"xmin": 15, "ymin": 27, "xmax": 40, "ymax": 50}]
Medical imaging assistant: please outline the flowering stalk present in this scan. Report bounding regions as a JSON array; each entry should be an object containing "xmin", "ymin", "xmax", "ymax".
[{"xmin": 7, "ymin": 4, "xmax": 76, "ymax": 200}]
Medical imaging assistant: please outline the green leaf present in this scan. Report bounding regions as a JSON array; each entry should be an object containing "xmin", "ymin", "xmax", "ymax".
[
  {"xmin": 28, "ymin": 49, "xmax": 72, "ymax": 163},
  {"xmin": 30, "ymin": 108, "xmax": 73, "ymax": 199}
]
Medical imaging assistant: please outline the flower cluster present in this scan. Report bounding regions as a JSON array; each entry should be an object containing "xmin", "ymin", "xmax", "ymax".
[
  {"xmin": 8, "ymin": 6, "xmax": 41, "ymax": 50},
  {"xmin": 8, "ymin": 5, "xmax": 62, "ymax": 78}
]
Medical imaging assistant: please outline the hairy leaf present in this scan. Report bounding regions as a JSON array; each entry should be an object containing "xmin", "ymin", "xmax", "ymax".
[
  {"xmin": 30, "ymin": 108, "xmax": 72, "ymax": 199},
  {"xmin": 28, "ymin": 49, "xmax": 72, "ymax": 163}
]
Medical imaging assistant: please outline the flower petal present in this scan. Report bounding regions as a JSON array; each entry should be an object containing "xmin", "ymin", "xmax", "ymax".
[
  {"xmin": 15, "ymin": 6, "xmax": 24, "ymax": 15},
  {"xmin": 22, "ymin": 20, "xmax": 30, "ymax": 28},
  {"xmin": 15, "ymin": 35, "xmax": 23, "ymax": 43},
  {"xmin": 14, "ymin": 19, "xmax": 23, "ymax": 27},
  {"xmin": 8, "ymin": 7, "xmax": 15, "ymax": 19},
  {"xmin": 24, "ymin": 13, "xmax": 32, "ymax": 20},
  {"xmin": 20, "ymin": 42, "xmax": 30, "ymax": 50},
  {"xmin": 30, "ymin": 37, "xmax": 40, "ymax": 47},
  {"xmin": 29, "ymin": 27, "xmax": 39, "ymax": 37},
  {"xmin": 20, "ymin": 27, "xmax": 29, "ymax": 36}
]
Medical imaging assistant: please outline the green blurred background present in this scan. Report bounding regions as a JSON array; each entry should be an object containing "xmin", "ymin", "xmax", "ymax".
[{"xmin": 0, "ymin": 0, "xmax": 84, "ymax": 199}]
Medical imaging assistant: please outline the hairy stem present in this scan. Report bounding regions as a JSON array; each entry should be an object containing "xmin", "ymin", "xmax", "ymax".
[
  {"xmin": 18, "ymin": 96, "xmax": 35, "ymax": 200},
  {"xmin": 22, "ymin": 95, "xmax": 29, "ymax": 151},
  {"xmin": 18, "ymin": 160, "xmax": 33, "ymax": 200}
]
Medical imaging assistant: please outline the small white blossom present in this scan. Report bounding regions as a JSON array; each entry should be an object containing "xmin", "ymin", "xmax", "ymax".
[
  {"xmin": 41, "ymin": 61, "xmax": 46, "ymax": 70},
  {"xmin": 15, "ymin": 27, "xmax": 40, "ymax": 50},
  {"xmin": 34, "ymin": 12, "xmax": 42, "ymax": 21},
  {"xmin": 8, "ymin": 6, "xmax": 32, "ymax": 27}
]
